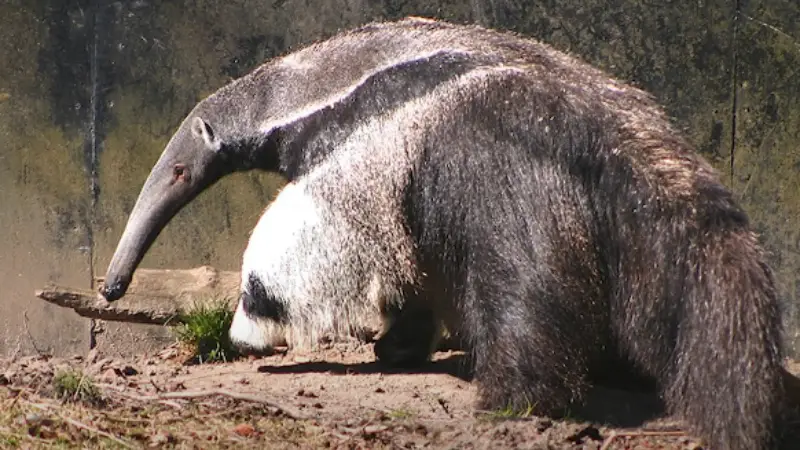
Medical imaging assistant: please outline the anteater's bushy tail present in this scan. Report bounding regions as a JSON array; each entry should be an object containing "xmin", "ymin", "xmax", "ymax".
[{"xmin": 665, "ymin": 229, "xmax": 785, "ymax": 450}]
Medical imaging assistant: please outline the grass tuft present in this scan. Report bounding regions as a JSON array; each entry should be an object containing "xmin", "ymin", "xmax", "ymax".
[
  {"xmin": 387, "ymin": 409, "xmax": 414, "ymax": 420},
  {"xmin": 481, "ymin": 403, "xmax": 537, "ymax": 420},
  {"xmin": 174, "ymin": 298, "xmax": 239, "ymax": 364},
  {"xmin": 52, "ymin": 368, "xmax": 103, "ymax": 406}
]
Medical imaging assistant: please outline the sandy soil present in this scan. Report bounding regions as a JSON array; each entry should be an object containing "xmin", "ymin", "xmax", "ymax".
[{"xmin": 0, "ymin": 339, "xmax": 726, "ymax": 449}]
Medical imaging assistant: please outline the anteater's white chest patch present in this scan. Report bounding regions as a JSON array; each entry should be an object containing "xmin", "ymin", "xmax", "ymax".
[
  {"xmin": 230, "ymin": 179, "xmax": 402, "ymax": 349},
  {"xmin": 229, "ymin": 181, "xmax": 323, "ymax": 350}
]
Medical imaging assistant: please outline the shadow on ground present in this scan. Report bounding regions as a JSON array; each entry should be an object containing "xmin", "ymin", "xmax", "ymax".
[
  {"xmin": 256, "ymin": 352, "xmax": 671, "ymax": 428},
  {"xmin": 257, "ymin": 352, "xmax": 473, "ymax": 379}
]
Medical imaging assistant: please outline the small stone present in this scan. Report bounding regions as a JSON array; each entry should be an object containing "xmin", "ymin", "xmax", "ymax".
[
  {"xmin": 158, "ymin": 347, "xmax": 179, "ymax": 360},
  {"xmin": 536, "ymin": 419, "xmax": 553, "ymax": 433},
  {"xmin": 374, "ymin": 387, "xmax": 385, "ymax": 393},
  {"xmin": 100, "ymin": 368, "xmax": 122, "ymax": 381},
  {"xmin": 121, "ymin": 366, "xmax": 139, "ymax": 377},
  {"xmin": 566, "ymin": 425, "xmax": 602, "ymax": 443},
  {"xmin": 363, "ymin": 425, "xmax": 388, "ymax": 436},
  {"xmin": 232, "ymin": 423, "xmax": 257, "ymax": 437},
  {"xmin": 36, "ymin": 426, "xmax": 58, "ymax": 439},
  {"xmin": 167, "ymin": 381, "xmax": 186, "ymax": 391},
  {"xmin": 297, "ymin": 389, "xmax": 317, "ymax": 398},
  {"xmin": 90, "ymin": 357, "xmax": 113, "ymax": 375},
  {"xmin": 297, "ymin": 389, "xmax": 319, "ymax": 398},
  {"xmin": 86, "ymin": 348, "xmax": 100, "ymax": 364},
  {"xmin": 148, "ymin": 430, "xmax": 175, "ymax": 447},
  {"xmin": 25, "ymin": 413, "xmax": 44, "ymax": 426}
]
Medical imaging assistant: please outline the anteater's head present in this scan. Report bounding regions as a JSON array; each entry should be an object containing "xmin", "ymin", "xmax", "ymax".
[{"xmin": 100, "ymin": 114, "xmax": 230, "ymax": 301}]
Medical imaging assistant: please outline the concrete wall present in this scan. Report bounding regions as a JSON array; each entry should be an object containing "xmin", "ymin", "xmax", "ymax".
[{"xmin": 1, "ymin": 0, "xmax": 799, "ymax": 356}]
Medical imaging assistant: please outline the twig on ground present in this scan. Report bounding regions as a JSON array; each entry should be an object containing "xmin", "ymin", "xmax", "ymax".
[
  {"xmin": 61, "ymin": 415, "xmax": 137, "ymax": 449},
  {"xmin": 7, "ymin": 387, "xmax": 23, "ymax": 411},
  {"xmin": 599, "ymin": 430, "xmax": 687, "ymax": 450},
  {"xmin": 326, "ymin": 430, "xmax": 352, "ymax": 442},
  {"xmin": 436, "ymin": 397, "xmax": 452, "ymax": 418},
  {"xmin": 194, "ymin": 404, "xmax": 251, "ymax": 420},
  {"xmin": 0, "ymin": 430, "xmax": 56, "ymax": 446},
  {"xmin": 97, "ymin": 413, "xmax": 153, "ymax": 425},
  {"xmin": 102, "ymin": 387, "xmax": 305, "ymax": 420},
  {"xmin": 94, "ymin": 382, "xmax": 125, "ymax": 392},
  {"xmin": 9, "ymin": 341, "xmax": 22, "ymax": 362},
  {"xmin": 93, "ymin": 384, "xmax": 180, "ymax": 409},
  {"xmin": 158, "ymin": 399, "xmax": 185, "ymax": 410},
  {"xmin": 149, "ymin": 379, "xmax": 163, "ymax": 393},
  {"xmin": 27, "ymin": 402, "xmax": 136, "ymax": 449},
  {"xmin": 160, "ymin": 389, "xmax": 305, "ymax": 420}
]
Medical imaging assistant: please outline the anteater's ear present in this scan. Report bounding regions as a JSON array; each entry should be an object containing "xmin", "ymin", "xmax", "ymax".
[{"xmin": 191, "ymin": 116, "xmax": 220, "ymax": 151}]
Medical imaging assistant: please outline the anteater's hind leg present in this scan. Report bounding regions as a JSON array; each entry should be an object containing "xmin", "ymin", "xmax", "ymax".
[{"xmin": 461, "ymin": 263, "xmax": 604, "ymax": 416}]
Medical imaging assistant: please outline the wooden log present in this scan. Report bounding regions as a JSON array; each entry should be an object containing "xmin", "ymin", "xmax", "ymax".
[{"xmin": 35, "ymin": 266, "xmax": 241, "ymax": 325}]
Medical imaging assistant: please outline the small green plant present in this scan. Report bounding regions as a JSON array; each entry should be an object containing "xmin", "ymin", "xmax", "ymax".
[
  {"xmin": 0, "ymin": 435, "xmax": 20, "ymax": 447},
  {"xmin": 174, "ymin": 298, "xmax": 239, "ymax": 364},
  {"xmin": 52, "ymin": 368, "xmax": 103, "ymax": 406},
  {"xmin": 387, "ymin": 409, "xmax": 414, "ymax": 420},
  {"xmin": 482, "ymin": 402, "xmax": 537, "ymax": 420}
]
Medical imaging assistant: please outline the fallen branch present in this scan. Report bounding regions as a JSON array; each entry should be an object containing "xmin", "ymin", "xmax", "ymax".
[{"xmin": 35, "ymin": 266, "xmax": 240, "ymax": 325}]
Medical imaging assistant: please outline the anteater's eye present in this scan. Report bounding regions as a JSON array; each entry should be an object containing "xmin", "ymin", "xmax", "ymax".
[{"xmin": 173, "ymin": 164, "xmax": 187, "ymax": 181}]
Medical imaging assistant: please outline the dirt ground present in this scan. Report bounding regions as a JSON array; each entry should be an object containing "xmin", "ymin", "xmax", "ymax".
[{"xmin": 2, "ymin": 337, "xmax": 751, "ymax": 450}]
